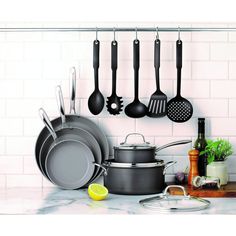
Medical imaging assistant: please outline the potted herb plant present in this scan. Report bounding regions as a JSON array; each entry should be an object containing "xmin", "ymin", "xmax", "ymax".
[{"xmin": 200, "ymin": 138, "xmax": 233, "ymax": 185}]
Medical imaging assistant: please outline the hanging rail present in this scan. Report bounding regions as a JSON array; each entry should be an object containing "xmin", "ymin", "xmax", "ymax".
[{"xmin": 0, "ymin": 27, "xmax": 236, "ymax": 32}]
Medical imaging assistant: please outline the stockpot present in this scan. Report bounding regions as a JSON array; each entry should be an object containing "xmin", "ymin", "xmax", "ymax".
[{"xmin": 103, "ymin": 159, "xmax": 176, "ymax": 195}]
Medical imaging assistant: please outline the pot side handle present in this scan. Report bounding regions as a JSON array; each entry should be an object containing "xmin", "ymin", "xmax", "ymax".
[
  {"xmin": 156, "ymin": 140, "xmax": 192, "ymax": 153},
  {"xmin": 163, "ymin": 161, "xmax": 177, "ymax": 175}
]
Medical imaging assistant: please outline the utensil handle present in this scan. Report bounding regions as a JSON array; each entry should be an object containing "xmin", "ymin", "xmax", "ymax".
[
  {"xmin": 38, "ymin": 108, "xmax": 57, "ymax": 140},
  {"xmin": 154, "ymin": 39, "xmax": 160, "ymax": 90},
  {"xmin": 111, "ymin": 40, "xmax": 118, "ymax": 94},
  {"xmin": 133, "ymin": 39, "xmax": 140, "ymax": 100},
  {"xmin": 155, "ymin": 139, "xmax": 191, "ymax": 153},
  {"xmin": 69, "ymin": 67, "xmax": 76, "ymax": 114},
  {"xmin": 120, "ymin": 133, "xmax": 150, "ymax": 145},
  {"xmin": 93, "ymin": 40, "xmax": 100, "ymax": 89},
  {"xmin": 176, "ymin": 40, "xmax": 182, "ymax": 96},
  {"xmin": 163, "ymin": 161, "xmax": 176, "ymax": 175},
  {"xmin": 56, "ymin": 86, "xmax": 66, "ymax": 125},
  {"xmin": 163, "ymin": 185, "xmax": 187, "ymax": 197}
]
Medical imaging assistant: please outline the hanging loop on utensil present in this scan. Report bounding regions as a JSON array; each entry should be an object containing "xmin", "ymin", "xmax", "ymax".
[
  {"xmin": 178, "ymin": 26, "xmax": 181, "ymax": 43},
  {"xmin": 156, "ymin": 27, "xmax": 159, "ymax": 40}
]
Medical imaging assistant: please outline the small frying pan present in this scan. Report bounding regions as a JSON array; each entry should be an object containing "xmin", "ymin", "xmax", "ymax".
[{"xmin": 39, "ymin": 108, "xmax": 96, "ymax": 189}]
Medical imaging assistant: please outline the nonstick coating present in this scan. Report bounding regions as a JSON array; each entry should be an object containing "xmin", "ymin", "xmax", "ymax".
[
  {"xmin": 39, "ymin": 127, "xmax": 101, "ymax": 180},
  {"xmin": 35, "ymin": 115, "xmax": 109, "ymax": 170},
  {"xmin": 46, "ymin": 140, "xmax": 95, "ymax": 189}
]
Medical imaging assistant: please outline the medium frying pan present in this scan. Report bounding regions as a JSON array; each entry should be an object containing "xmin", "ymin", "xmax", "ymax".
[{"xmin": 35, "ymin": 68, "xmax": 109, "ymax": 173}]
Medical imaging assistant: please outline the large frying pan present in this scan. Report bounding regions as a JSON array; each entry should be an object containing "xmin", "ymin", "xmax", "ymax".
[{"xmin": 35, "ymin": 68, "xmax": 109, "ymax": 173}]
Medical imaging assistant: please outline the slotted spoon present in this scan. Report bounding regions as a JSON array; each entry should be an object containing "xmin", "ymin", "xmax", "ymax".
[
  {"xmin": 167, "ymin": 40, "xmax": 193, "ymax": 123},
  {"xmin": 147, "ymin": 39, "xmax": 167, "ymax": 117},
  {"xmin": 106, "ymin": 40, "xmax": 123, "ymax": 115}
]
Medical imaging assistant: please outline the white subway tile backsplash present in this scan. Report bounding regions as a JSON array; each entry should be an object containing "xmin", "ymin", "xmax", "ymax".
[
  {"xmin": 174, "ymin": 80, "xmax": 210, "ymax": 98},
  {"xmin": 209, "ymin": 118, "xmax": 236, "ymax": 136},
  {"xmin": 211, "ymin": 43, "xmax": 236, "ymax": 60},
  {"xmin": 0, "ymin": 138, "xmax": 5, "ymax": 155},
  {"xmin": 229, "ymin": 62, "xmax": 236, "ymax": 79},
  {"xmin": 173, "ymin": 119, "xmax": 198, "ymax": 137},
  {"xmin": 1, "ymin": 22, "xmax": 236, "ymax": 187},
  {"xmin": 6, "ymin": 137, "xmax": 36, "ymax": 155},
  {"xmin": 5, "ymin": 61, "xmax": 43, "ymax": 80},
  {"xmin": 0, "ymin": 118, "xmax": 23, "ymax": 136},
  {"xmin": 0, "ymin": 42, "xmax": 24, "ymax": 60},
  {"xmin": 229, "ymin": 99, "xmax": 236, "ymax": 117},
  {"xmin": 0, "ymin": 157, "xmax": 23, "ymax": 174},
  {"xmin": 0, "ymin": 176, "xmax": 6, "ymax": 187},
  {"xmin": 0, "ymin": 80, "xmax": 23, "ymax": 98},
  {"xmin": 192, "ymin": 99, "xmax": 228, "ymax": 117},
  {"xmin": 99, "ymin": 118, "xmax": 135, "ymax": 136},
  {"xmin": 23, "ymin": 157, "xmax": 41, "ymax": 174},
  {"xmin": 24, "ymin": 42, "xmax": 61, "ymax": 60},
  {"xmin": 227, "ymin": 156, "xmax": 236, "ymax": 173},
  {"xmin": 211, "ymin": 81, "xmax": 236, "ymax": 98},
  {"xmin": 182, "ymin": 43, "xmax": 210, "ymax": 61},
  {"xmin": 192, "ymin": 62, "xmax": 228, "ymax": 80},
  {"xmin": 136, "ymin": 118, "xmax": 172, "ymax": 136},
  {"xmin": 6, "ymin": 175, "xmax": 42, "ymax": 187}
]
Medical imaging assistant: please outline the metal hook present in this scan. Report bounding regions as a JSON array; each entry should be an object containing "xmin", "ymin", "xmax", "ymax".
[
  {"xmin": 95, "ymin": 27, "xmax": 98, "ymax": 42},
  {"xmin": 135, "ymin": 27, "xmax": 138, "ymax": 41},
  {"xmin": 156, "ymin": 27, "xmax": 159, "ymax": 40},
  {"xmin": 178, "ymin": 26, "xmax": 181, "ymax": 43},
  {"xmin": 113, "ymin": 27, "xmax": 116, "ymax": 42}
]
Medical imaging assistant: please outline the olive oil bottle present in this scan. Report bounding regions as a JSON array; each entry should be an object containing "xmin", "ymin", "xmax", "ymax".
[{"xmin": 194, "ymin": 118, "xmax": 207, "ymax": 176}]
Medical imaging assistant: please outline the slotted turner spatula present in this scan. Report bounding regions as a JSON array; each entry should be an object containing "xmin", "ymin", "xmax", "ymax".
[
  {"xmin": 147, "ymin": 39, "xmax": 167, "ymax": 117},
  {"xmin": 167, "ymin": 40, "xmax": 193, "ymax": 123}
]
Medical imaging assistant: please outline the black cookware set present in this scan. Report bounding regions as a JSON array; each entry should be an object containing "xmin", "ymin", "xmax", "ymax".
[{"xmin": 35, "ymin": 32, "xmax": 193, "ymax": 195}]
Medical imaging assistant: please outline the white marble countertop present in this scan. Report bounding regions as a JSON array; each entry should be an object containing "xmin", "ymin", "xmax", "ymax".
[{"xmin": 0, "ymin": 187, "xmax": 235, "ymax": 215}]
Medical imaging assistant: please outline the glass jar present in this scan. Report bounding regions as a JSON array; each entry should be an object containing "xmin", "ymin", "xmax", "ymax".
[{"xmin": 206, "ymin": 161, "xmax": 228, "ymax": 185}]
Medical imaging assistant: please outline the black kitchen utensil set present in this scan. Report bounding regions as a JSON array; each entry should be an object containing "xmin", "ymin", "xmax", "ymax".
[{"xmin": 88, "ymin": 32, "xmax": 193, "ymax": 123}]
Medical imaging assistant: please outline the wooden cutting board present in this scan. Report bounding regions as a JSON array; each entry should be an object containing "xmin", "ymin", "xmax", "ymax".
[{"xmin": 168, "ymin": 182, "xmax": 236, "ymax": 198}]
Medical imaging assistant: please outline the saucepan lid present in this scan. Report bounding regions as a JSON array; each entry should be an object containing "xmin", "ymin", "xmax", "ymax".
[
  {"xmin": 114, "ymin": 133, "xmax": 156, "ymax": 150},
  {"xmin": 139, "ymin": 185, "xmax": 210, "ymax": 212}
]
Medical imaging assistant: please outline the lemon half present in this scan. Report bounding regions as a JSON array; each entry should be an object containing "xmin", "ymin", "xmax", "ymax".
[{"xmin": 88, "ymin": 183, "xmax": 108, "ymax": 201}]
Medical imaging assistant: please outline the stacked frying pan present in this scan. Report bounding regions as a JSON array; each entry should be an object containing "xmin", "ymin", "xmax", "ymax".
[{"xmin": 35, "ymin": 67, "xmax": 109, "ymax": 189}]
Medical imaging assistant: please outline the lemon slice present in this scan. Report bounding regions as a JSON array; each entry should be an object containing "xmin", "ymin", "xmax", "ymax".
[{"xmin": 88, "ymin": 183, "xmax": 108, "ymax": 201}]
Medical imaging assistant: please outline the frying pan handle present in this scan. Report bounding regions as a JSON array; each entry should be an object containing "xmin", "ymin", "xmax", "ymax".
[
  {"xmin": 56, "ymin": 86, "xmax": 66, "ymax": 125},
  {"xmin": 155, "ymin": 140, "xmax": 191, "ymax": 153},
  {"xmin": 94, "ymin": 163, "xmax": 108, "ymax": 176},
  {"xmin": 38, "ymin": 108, "xmax": 57, "ymax": 140},
  {"xmin": 163, "ymin": 185, "xmax": 187, "ymax": 197},
  {"xmin": 69, "ymin": 67, "xmax": 76, "ymax": 114},
  {"xmin": 163, "ymin": 161, "xmax": 176, "ymax": 175}
]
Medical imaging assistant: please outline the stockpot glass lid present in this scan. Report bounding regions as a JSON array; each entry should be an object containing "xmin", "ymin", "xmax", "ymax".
[
  {"xmin": 114, "ymin": 133, "xmax": 156, "ymax": 150},
  {"xmin": 139, "ymin": 185, "xmax": 210, "ymax": 212}
]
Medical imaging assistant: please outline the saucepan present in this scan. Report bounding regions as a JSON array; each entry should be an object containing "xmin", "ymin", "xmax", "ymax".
[{"xmin": 114, "ymin": 133, "xmax": 191, "ymax": 163}]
